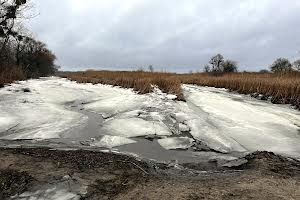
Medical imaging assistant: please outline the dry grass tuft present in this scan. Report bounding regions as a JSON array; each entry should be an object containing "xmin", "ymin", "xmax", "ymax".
[
  {"xmin": 0, "ymin": 65, "xmax": 25, "ymax": 87},
  {"xmin": 61, "ymin": 70, "xmax": 300, "ymax": 107}
]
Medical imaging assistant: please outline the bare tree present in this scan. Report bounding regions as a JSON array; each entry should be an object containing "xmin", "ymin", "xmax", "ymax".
[
  {"xmin": 270, "ymin": 58, "xmax": 293, "ymax": 73},
  {"xmin": 203, "ymin": 65, "xmax": 210, "ymax": 72},
  {"xmin": 1, "ymin": 0, "xmax": 28, "ymax": 40},
  {"xmin": 205, "ymin": 54, "xmax": 238, "ymax": 73},
  {"xmin": 222, "ymin": 60, "xmax": 238, "ymax": 73},
  {"xmin": 293, "ymin": 59, "xmax": 300, "ymax": 71},
  {"xmin": 209, "ymin": 54, "xmax": 224, "ymax": 72}
]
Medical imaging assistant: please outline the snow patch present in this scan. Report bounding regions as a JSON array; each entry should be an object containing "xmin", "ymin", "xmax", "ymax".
[
  {"xmin": 101, "ymin": 118, "xmax": 172, "ymax": 137},
  {"xmin": 158, "ymin": 137, "xmax": 194, "ymax": 150},
  {"xmin": 13, "ymin": 187, "xmax": 80, "ymax": 200},
  {"xmin": 90, "ymin": 135, "xmax": 136, "ymax": 148}
]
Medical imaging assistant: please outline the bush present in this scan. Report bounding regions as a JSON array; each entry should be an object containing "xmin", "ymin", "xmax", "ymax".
[{"xmin": 222, "ymin": 60, "xmax": 238, "ymax": 73}]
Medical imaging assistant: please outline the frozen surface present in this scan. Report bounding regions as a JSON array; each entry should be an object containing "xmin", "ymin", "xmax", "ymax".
[
  {"xmin": 0, "ymin": 77, "xmax": 299, "ymax": 160},
  {"xmin": 0, "ymin": 78, "xmax": 88, "ymax": 140},
  {"xmin": 181, "ymin": 85, "xmax": 300, "ymax": 157},
  {"xmin": 158, "ymin": 137, "xmax": 194, "ymax": 150},
  {"xmin": 101, "ymin": 118, "xmax": 172, "ymax": 137},
  {"xmin": 12, "ymin": 187, "xmax": 80, "ymax": 200},
  {"xmin": 90, "ymin": 135, "xmax": 137, "ymax": 148}
]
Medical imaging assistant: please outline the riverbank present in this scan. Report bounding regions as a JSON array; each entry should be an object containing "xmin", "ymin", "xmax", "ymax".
[{"xmin": 0, "ymin": 148, "xmax": 299, "ymax": 200}]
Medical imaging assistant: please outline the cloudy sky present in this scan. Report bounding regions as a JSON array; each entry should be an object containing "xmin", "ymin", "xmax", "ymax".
[{"xmin": 26, "ymin": 0, "xmax": 300, "ymax": 72}]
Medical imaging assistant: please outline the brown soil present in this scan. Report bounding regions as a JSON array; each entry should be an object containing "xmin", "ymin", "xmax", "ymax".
[{"xmin": 0, "ymin": 148, "xmax": 299, "ymax": 200}]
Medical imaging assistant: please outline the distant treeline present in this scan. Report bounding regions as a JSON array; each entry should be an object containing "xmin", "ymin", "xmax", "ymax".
[
  {"xmin": 203, "ymin": 54, "xmax": 300, "ymax": 74},
  {"xmin": 0, "ymin": 0, "xmax": 58, "ymax": 87}
]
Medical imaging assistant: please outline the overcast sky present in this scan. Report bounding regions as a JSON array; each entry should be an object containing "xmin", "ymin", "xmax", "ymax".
[{"xmin": 26, "ymin": 0, "xmax": 300, "ymax": 72}]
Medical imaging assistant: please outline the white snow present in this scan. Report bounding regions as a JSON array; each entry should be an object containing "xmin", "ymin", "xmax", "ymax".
[
  {"xmin": 158, "ymin": 137, "xmax": 194, "ymax": 150},
  {"xmin": 178, "ymin": 123, "xmax": 190, "ymax": 132},
  {"xmin": 0, "ymin": 77, "xmax": 151, "ymax": 140},
  {"xmin": 0, "ymin": 78, "xmax": 90, "ymax": 140},
  {"xmin": 90, "ymin": 135, "xmax": 136, "ymax": 148},
  {"xmin": 0, "ymin": 113, "xmax": 16, "ymax": 133},
  {"xmin": 13, "ymin": 187, "xmax": 80, "ymax": 200},
  {"xmin": 85, "ymin": 93, "xmax": 147, "ymax": 119},
  {"xmin": 0, "ymin": 77, "xmax": 299, "ymax": 159},
  {"xmin": 101, "ymin": 118, "xmax": 172, "ymax": 137},
  {"xmin": 181, "ymin": 85, "xmax": 300, "ymax": 157}
]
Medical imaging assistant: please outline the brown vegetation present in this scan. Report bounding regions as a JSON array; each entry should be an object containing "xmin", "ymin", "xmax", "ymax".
[
  {"xmin": 180, "ymin": 72, "xmax": 300, "ymax": 108},
  {"xmin": 62, "ymin": 71, "xmax": 185, "ymax": 100},
  {"xmin": 0, "ymin": 65, "xmax": 25, "ymax": 87},
  {"xmin": 62, "ymin": 71, "xmax": 300, "ymax": 108}
]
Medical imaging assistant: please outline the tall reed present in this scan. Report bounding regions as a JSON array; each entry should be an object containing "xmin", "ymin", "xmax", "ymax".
[{"xmin": 61, "ymin": 71, "xmax": 300, "ymax": 107}]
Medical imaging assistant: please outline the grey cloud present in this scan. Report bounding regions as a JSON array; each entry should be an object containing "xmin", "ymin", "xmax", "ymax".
[{"xmin": 26, "ymin": 0, "xmax": 300, "ymax": 72}]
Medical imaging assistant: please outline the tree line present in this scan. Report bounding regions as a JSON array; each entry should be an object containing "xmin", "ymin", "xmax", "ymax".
[
  {"xmin": 203, "ymin": 54, "xmax": 300, "ymax": 74},
  {"xmin": 0, "ymin": 0, "xmax": 58, "ymax": 86}
]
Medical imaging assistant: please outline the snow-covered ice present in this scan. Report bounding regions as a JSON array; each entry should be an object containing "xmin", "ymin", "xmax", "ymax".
[
  {"xmin": 101, "ymin": 118, "xmax": 172, "ymax": 137},
  {"xmin": 90, "ymin": 135, "xmax": 136, "ymax": 148},
  {"xmin": 12, "ymin": 187, "xmax": 80, "ymax": 200},
  {"xmin": 0, "ymin": 77, "xmax": 300, "ymax": 159},
  {"xmin": 181, "ymin": 85, "xmax": 300, "ymax": 157},
  {"xmin": 158, "ymin": 137, "xmax": 194, "ymax": 150}
]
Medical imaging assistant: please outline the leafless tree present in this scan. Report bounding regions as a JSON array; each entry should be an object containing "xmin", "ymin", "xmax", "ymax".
[
  {"xmin": 209, "ymin": 54, "xmax": 224, "ymax": 72},
  {"xmin": 205, "ymin": 54, "xmax": 238, "ymax": 73},
  {"xmin": 293, "ymin": 59, "xmax": 300, "ymax": 71},
  {"xmin": 270, "ymin": 58, "xmax": 293, "ymax": 73},
  {"xmin": 222, "ymin": 60, "xmax": 238, "ymax": 72}
]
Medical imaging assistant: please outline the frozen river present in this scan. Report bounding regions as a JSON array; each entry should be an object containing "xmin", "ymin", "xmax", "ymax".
[{"xmin": 0, "ymin": 77, "xmax": 299, "ymax": 163}]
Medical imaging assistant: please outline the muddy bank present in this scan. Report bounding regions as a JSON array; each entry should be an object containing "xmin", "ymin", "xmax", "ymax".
[{"xmin": 0, "ymin": 148, "xmax": 299, "ymax": 200}]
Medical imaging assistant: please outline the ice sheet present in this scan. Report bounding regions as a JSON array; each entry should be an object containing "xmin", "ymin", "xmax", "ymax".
[
  {"xmin": 101, "ymin": 118, "xmax": 172, "ymax": 137},
  {"xmin": 158, "ymin": 137, "xmax": 194, "ymax": 150},
  {"xmin": 12, "ymin": 187, "xmax": 80, "ymax": 200},
  {"xmin": 90, "ymin": 135, "xmax": 136, "ymax": 148},
  {"xmin": 182, "ymin": 85, "xmax": 300, "ymax": 157},
  {"xmin": 0, "ymin": 78, "xmax": 299, "ymax": 159}
]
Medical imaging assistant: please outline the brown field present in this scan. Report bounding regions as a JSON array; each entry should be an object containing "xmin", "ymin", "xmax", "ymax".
[{"xmin": 59, "ymin": 71, "xmax": 299, "ymax": 108}]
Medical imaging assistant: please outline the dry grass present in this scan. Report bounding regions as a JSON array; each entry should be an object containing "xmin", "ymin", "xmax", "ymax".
[
  {"xmin": 0, "ymin": 65, "xmax": 25, "ymax": 88},
  {"xmin": 61, "ymin": 71, "xmax": 300, "ymax": 108},
  {"xmin": 61, "ymin": 71, "xmax": 185, "ymax": 100},
  {"xmin": 179, "ymin": 72, "xmax": 300, "ymax": 107}
]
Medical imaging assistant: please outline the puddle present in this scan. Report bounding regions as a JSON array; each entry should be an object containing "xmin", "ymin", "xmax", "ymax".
[{"xmin": 117, "ymin": 137, "xmax": 242, "ymax": 164}]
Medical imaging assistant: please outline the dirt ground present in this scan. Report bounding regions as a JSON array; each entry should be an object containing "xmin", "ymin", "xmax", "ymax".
[{"xmin": 0, "ymin": 148, "xmax": 299, "ymax": 200}]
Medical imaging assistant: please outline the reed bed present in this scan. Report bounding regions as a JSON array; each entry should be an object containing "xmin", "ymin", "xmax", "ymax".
[
  {"xmin": 0, "ymin": 65, "xmax": 25, "ymax": 88},
  {"xmin": 61, "ymin": 71, "xmax": 300, "ymax": 108},
  {"xmin": 179, "ymin": 72, "xmax": 300, "ymax": 108},
  {"xmin": 62, "ymin": 71, "xmax": 185, "ymax": 100}
]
